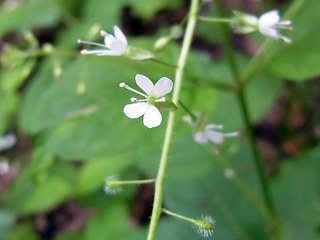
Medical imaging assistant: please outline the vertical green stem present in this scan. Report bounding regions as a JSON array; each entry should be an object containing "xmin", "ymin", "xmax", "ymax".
[
  {"xmin": 215, "ymin": 0, "xmax": 275, "ymax": 217},
  {"xmin": 146, "ymin": 0, "xmax": 199, "ymax": 239}
]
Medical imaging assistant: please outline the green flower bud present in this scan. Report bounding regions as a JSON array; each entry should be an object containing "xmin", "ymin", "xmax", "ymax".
[{"xmin": 125, "ymin": 46, "xmax": 154, "ymax": 60}]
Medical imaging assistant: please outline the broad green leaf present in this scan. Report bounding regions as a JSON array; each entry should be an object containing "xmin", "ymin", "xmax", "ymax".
[
  {"xmin": 8, "ymin": 221, "xmax": 40, "ymax": 240},
  {"xmin": 271, "ymin": 144, "xmax": 320, "ymax": 239},
  {"xmin": 76, "ymin": 154, "xmax": 132, "ymax": 195},
  {"xmin": 163, "ymin": 138, "xmax": 267, "ymax": 239},
  {"xmin": 0, "ymin": 93, "xmax": 18, "ymax": 135},
  {"xmin": 266, "ymin": 0, "xmax": 320, "ymax": 81},
  {"xmin": 0, "ymin": 211, "xmax": 15, "ymax": 240},
  {"xmin": 6, "ymin": 162, "xmax": 76, "ymax": 214},
  {"xmin": 0, "ymin": 0, "xmax": 62, "ymax": 36}
]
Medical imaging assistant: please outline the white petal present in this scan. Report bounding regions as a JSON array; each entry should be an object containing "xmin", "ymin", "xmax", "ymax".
[
  {"xmin": 260, "ymin": 27, "xmax": 279, "ymax": 39},
  {"xmin": 205, "ymin": 130, "xmax": 224, "ymax": 144},
  {"xmin": 123, "ymin": 102, "xmax": 147, "ymax": 119},
  {"xmin": 114, "ymin": 26, "xmax": 128, "ymax": 47},
  {"xmin": 205, "ymin": 124, "xmax": 223, "ymax": 130},
  {"xmin": 154, "ymin": 77, "xmax": 173, "ymax": 97},
  {"xmin": 96, "ymin": 50, "xmax": 124, "ymax": 56},
  {"xmin": 104, "ymin": 34, "xmax": 116, "ymax": 48},
  {"xmin": 109, "ymin": 40, "xmax": 127, "ymax": 55},
  {"xmin": 135, "ymin": 74, "xmax": 155, "ymax": 95},
  {"xmin": 194, "ymin": 131, "xmax": 208, "ymax": 144},
  {"xmin": 259, "ymin": 10, "xmax": 280, "ymax": 28},
  {"xmin": 143, "ymin": 105, "xmax": 162, "ymax": 128}
]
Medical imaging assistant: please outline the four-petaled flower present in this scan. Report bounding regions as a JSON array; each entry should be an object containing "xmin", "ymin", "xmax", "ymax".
[
  {"xmin": 258, "ymin": 10, "xmax": 293, "ymax": 43},
  {"xmin": 120, "ymin": 74, "xmax": 173, "ymax": 128},
  {"xmin": 194, "ymin": 124, "xmax": 238, "ymax": 144},
  {"xmin": 78, "ymin": 25, "xmax": 127, "ymax": 56}
]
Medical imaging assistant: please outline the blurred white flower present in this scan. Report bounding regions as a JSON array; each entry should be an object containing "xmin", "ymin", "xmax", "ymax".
[
  {"xmin": 194, "ymin": 124, "xmax": 238, "ymax": 144},
  {"xmin": 224, "ymin": 168, "xmax": 236, "ymax": 180},
  {"xmin": 78, "ymin": 26, "xmax": 127, "ymax": 56},
  {"xmin": 0, "ymin": 161, "xmax": 10, "ymax": 175},
  {"xmin": 120, "ymin": 74, "xmax": 173, "ymax": 128},
  {"xmin": 0, "ymin": 134, "xmax": 16, "ymax": 152},
  {"xmin": 258, "ymin": 10, "xmax": 293, "ymax": 43}
]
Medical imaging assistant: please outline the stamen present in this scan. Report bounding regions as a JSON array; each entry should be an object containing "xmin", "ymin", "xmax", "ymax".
[
  {"xmin": 155, "ymin": 97, "xmax": 166, "ymax": 102},
  {"xmin": 100, "ymin": 30, "xmax": 108, "ymax": 37},
  {"xmin": 77, "ymin": 39, "xmax": 106, "ymax": 48},
  {"xmin": 278, "ymin": 20, "xmax": 291, "ymax": 25},
  {"xmin": 119, "ymin": 83, "xmax": 148, "ymax": 98},
  {"xmin": 131, "ymin": 98, "xmax": 148, "ymax": 103},
  {"xmin": 223, "ymin": 132, "xmax": 239, "ymax": 137}
]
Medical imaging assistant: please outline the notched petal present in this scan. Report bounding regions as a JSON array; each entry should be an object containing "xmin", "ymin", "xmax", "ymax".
[
  {"xmin": 154, "ymin": 77, "xmax": 173, "ymax": 97},
  {"xmin": 135, "ymin": 74, "xmax": 155, "ymax": 95},
  {"xmin": 123, "ymin": 102, "xmax": 147, "ymax": 119},
  {"xmin": 143, "ymin": 105, "xmax": 162, "ymax": 128}
]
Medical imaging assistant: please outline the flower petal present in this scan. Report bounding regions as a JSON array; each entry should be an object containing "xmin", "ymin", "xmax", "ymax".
[
  {"xmin": 259, "ymin": 10, "xmax": 280, "ymax": 28},
  {"xmin": 114, "ymin": 26, "xmax": 128, "ymax": 47},
  {"xmin": 109, "ymin": 40, "xmax": 127, "ymax": 55},
  {"xmin": 143, "ymin": 105, "xmax": 162, "ymax": 128},
  {"xmin": 205, "ymin": 130, "xmax": 224, "ymax": 144},
  {"xmin": 104, "ymin": 34, "xmax": 116, "ymax": 48},
  {"xmin": 123, "ymin": 102, "xmax": 147, "ymax": 119},
  {"xmin": 194, "ymin": 131, "xmax": 208, "ymax": 144},
  {"xmin": 154, "ymin": 77, "xmax": 173, "ymax": 97},
  {"xmin": 135, "ymin": 74, "xmax": 155, "ymax": 95}
]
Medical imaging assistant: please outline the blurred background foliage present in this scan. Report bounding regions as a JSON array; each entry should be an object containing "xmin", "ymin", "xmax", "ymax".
[{"xmin": 0, "ymin": 0, "xmax": 319, "ymax": 239}]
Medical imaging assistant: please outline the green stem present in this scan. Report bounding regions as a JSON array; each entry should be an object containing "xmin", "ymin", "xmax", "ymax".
[
  {"xmin": 112, "ymin": 179, "xmax": 155, "ymax": 185},
  {"xmin": 198, "ymin": 16, "xmax": 234, "ymax": 23},
  {"xmin": 162, "ymin": 208, "xmax": 195, "ymax": 223},
  {"xmin": 150, "ymin": 58, "xmax": 178, "ymax": 69},
  {"xmin": 146, "ymin": 0, "xmax": 199, "ymax": 239},
  {"xmin": 178, "ymin": 100, "xmax": 197, "ymax": 120},
  {"xmin": 215, "ymin": 0, "xmax": 275, "ymax": 217}
]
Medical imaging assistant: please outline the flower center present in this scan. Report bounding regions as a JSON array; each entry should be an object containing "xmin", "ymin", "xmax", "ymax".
[{"xmin": 148, "ymin": 96, "xmax": 158, "ymax": 105}]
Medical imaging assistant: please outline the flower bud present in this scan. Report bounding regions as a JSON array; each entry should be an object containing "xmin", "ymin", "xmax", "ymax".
[
  {"xmin": 231, "ymin": 10, "xmax": 258, "ymax": 34},
  {"xmin": 125, "ymin": 46, "xmax": 154, "ymax": 60},
  {"xmin": 154, "ymin": 36, "xmax": 171, "ymax": 51}
]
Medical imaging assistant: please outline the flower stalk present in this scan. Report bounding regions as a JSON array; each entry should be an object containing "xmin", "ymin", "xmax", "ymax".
[
  {"xmin": 215, "ymin": 0, "xmax": 275, "ymax": 218},
  {"xmin": 146, "ymin": 0, "xmax": 200, "ymax": 239}
]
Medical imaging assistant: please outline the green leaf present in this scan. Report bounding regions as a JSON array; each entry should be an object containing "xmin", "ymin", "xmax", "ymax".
[
  {"xmin": 266, "ymin": 0, "xmax": 320, "ymax": 81},
  {"xmin": 8, "ymin": 221, "xmax": 40, "ymax": 240},
  {"xmin": 76, "ymin": 155, "xmax": 132, "ymax": 195},
  {"xmin": 7, "ymin": 162, "xmax": 76, "ymax": 214},
  {"xmin": 0, "ymin": 0, "xmax": 62, "ymax": 36},
  {"xmin": 272, "ymin": 144, "xmax": 320, "ymax": 239}
]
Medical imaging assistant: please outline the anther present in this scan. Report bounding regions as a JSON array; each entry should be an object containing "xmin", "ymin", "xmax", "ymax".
[
  {"xmin": 155, "ymin": 97, "xmax": 166, "ymax": 102},
  {"xmin": 131, "ymin": 98, "xmax": 138, "ymax": 102},
  {"xmin": 119, "ymin": 82, "xmax": 126, "ymax": 88},
  {"xmin": 100, "ymin": 30, "xmax": 107, "ymax": 37}
]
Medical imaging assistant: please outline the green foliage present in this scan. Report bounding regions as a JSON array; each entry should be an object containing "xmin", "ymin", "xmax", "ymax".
[
  {"xmin": 0, "ymin": 0, "xmax": 319, "ymax": 240},
  {"xmin": 266, "ymin": 0, "xmax": 320, "ymax": 81}
]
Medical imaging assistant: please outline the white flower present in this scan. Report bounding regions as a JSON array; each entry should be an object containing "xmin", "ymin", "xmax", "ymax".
[
  {"xmin": 194, "ymin": 124, "xmax": 238, "ymax": 144},
  {"xmin": 120, "ymin": 74, "xmax": 173, "ymax": 128},
  {"xmin": 78, "ymin": 25, "xmax": 127, "ymax": 56},
  {"xmin": 0, "ymin": 133, "xmax": 16, "ymax": 152},
  {"xmin": 258, "ymin": 10, "xmax": 293, "ymax": 43},
  {"xmin": 0, "ymin": 161, "xmax": 10, "ymax": 175}
]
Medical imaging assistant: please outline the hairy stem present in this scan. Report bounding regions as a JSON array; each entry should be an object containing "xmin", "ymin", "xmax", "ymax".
[{"xmin": 146, "ymin": 0, "xmax": 199, "ymax": 239}]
